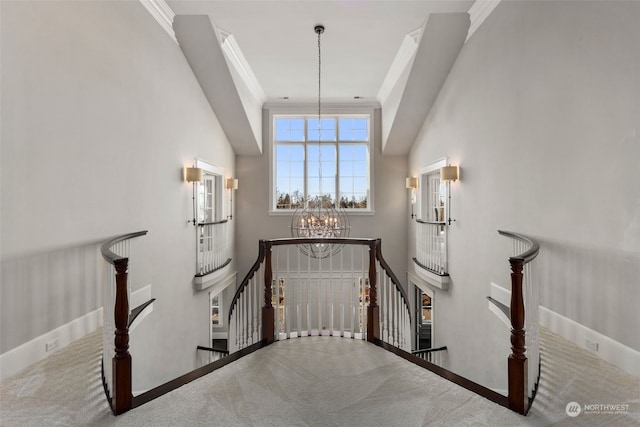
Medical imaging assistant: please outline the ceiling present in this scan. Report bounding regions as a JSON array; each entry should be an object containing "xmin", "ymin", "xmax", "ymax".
[{"xmin": 168, "ymin": 0, "xmax": 474, "ymax": 103}]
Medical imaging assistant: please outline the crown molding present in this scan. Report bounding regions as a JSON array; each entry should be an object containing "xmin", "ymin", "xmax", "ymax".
[
  {"xmin": 263, "ymin": 100, "xmax": 381, "ymax": 111},
  {"xmin": 217, "ymin": 29, "xmax": 267, "ymax": 105},
  {"xmin": 138, "ymin": 0, "xmax": 177, "ymax": 44},
  {"xmin": 377, "ymin": 27, "xmax": 422, "ymax": 105},
  {"xmin": 466, "ymin": 0, "xmax": 502, "ymax": 42}
]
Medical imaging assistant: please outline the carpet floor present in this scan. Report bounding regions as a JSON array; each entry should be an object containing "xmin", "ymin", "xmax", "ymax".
[{"xmin": 1, "ymin": 327, "xmax": 638, "ymax": 426}]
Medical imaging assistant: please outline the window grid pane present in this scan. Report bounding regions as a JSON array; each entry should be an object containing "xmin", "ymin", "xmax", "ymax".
[
  {"xmin": 338, "ymin": 143, "xmax": 368, "ymax": 209},
  {"xmin": 275, "ymin": 118, "xmax": 305, "ymax": 141},
  {"xmin": 275, "ymin": 116, "xmax": 370, "ymax": 210},
  {"xmin": 276, "ymin": 144, "xmax": 305, "ymax": 209}
]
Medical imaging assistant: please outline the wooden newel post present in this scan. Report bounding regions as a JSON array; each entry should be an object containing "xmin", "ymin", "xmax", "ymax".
[
  {"xmin": 113, "ymin": 258, "xmax": 132, "ymax": 415},
  {"xmin": 262, "ymin": 241, "xmax": 275, "ymax": 345},
  {"xmin": 367, "ymin": 241, "xmax": 380, "ymax": 343},
  {"xmin": 508, "ymin": 258, "xmax": 528, "ymax": 414}
]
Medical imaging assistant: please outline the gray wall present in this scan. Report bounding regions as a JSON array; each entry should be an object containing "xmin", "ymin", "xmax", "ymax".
[
  {"xmin": 409, "ymin": 0, "xmax": 640, "ymax": 389},
  {"xmin": 1, "ymin": 0, "xmax": 236, "ymax": 389}
]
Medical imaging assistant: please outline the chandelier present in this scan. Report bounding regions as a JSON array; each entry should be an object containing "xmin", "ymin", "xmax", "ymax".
[{"xmin": 290, "ymin": 24, "xmax": 350, "ymax": 258}]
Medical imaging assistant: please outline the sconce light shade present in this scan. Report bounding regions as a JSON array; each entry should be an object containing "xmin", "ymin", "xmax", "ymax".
[
  {"xmin": 440, "ymin": 165, "xmax": 459, "ymax": 182},
  {"xmin": 405, "ymin": 177, "xmax": 418, "ymax": 189},
  {"xmin": 185, "ymin": 167, "xmax": 203, "ymax": 183},
  {"xmin": 226, "ymin": 178, "xmax": 238, "ymax": 190}
]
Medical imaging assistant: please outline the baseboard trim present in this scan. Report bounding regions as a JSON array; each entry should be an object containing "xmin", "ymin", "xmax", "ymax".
[
  {"xmin": 539, "ymin": 306, "xmax": 640, "ymax": 378},
  {"xmin": 0, "ymin": 308, "xmax": 103, "ymax": 382}
]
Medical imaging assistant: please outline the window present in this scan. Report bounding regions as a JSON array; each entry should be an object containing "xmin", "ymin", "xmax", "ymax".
[
  {"xmin": 414, "ymin": 158, "xmax": 450, "ymax": 281},
  {"xmin": 409, "ymin": 272, "xmax": 435, "ymax": 351},
  {"xmin": 192, "ymin": 159, "xmax": 231, "ymax": 280},
  {"xmin": 273, "ymin": 114, "xmax": 371, "ymax": 211},
  {"xmin": 195, "ymin": 159, "xmax": 225, "ymax": 224},
  {"xmin": 211, "ymin": 293, "xmax": 221, "ymax": 326}
]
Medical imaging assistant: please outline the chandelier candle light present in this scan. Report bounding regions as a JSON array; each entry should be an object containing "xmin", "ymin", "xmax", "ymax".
[{"xmin": 290, "ymin": 24, "xmax": 350, "ymax": 258}]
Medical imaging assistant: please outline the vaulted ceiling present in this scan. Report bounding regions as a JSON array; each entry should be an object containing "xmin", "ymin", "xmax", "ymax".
[{"xmin": 143, "ymin": 1, "xmax": 496, "ymax": 155}]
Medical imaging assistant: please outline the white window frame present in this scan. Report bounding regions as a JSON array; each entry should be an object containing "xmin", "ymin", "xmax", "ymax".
[
  {"xmin": 195, "ymin": 158, "xmax": 225, "ymax": 224},
  {"xmin": 267, "ymin": 106, "xmax": 376, "ymax": 215},
  {"xmin": 418, "ymin": 157, "xmax": 448, "ymax": 221},
  {"xmin": 408, "ymin": 272, "xmax": 436, "ymax": 349},
  {"xmin": 210, "ymin": 291, "xmax": 222, "ymax": 328}
]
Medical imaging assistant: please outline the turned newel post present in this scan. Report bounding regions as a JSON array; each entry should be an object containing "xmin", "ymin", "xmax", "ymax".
[
  {"xmin": 262, "ymin": 241, "xmax": 275, "ymax": 345},
  {"xmin": 113, "ymin": 258, "xmax": 132, "ymax": 415},
  {"xmin": 366, "ymin": 240, "xmax": 380, "ymax": 343},
  {"xmin": 508, "ymin": 258, "xmax": 527, "ymax": 414}
]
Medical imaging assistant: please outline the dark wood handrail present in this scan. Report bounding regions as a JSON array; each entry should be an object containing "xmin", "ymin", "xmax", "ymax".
[
  {"xmin": 265, "ymin": 237, "xmax": 378, "ymax": 247},
  {"xmin": 375, "ymin": 239, "xmax": 411, "ymax": 309},
  {"xmin": 99, "ymin": 230, "xmax": 148, "ymax": 416},
  {"xmin": 498, "ymin": 230, "xmax": 540, "ymax": 264},
  {"xmin": 486, "ymin": 296, "xmax": 510, "ymax": 321},
  {"xmin": 412, "ymin": 346, "xmax": 447, "ymax": 355},
  {"xmin": 415, "ymin": 219, "xmax": 447, "ymax": 225},
  {"xmin": 227, "ymin": 240, "xmax": 267, "ymax": 325},
  {"xmin": 195, "ymin": 258, "xmax": 232, "ymax": 278},
  {"xmin": 412, "ymin": 257, "xmax": 449, "ymax": 277},
  {"xmin": 498, "ymin": 229, "xmax": 540, "ymax": 415},
  {"xmin": 100, "ymin": 230, "xmax": 148, "ymax": 264},
  {"xmin": 197, "ymin": 345, "xmax": 230, "ymax": 355},
  {"xmin": 197, "ymin": 219, "xmax": 229, "ymax": 227}
]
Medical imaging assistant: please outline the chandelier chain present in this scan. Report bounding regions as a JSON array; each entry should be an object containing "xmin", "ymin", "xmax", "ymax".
[
  {"xmin": 289, "ymin": 25, "xmax": 350, "ymax": 259},
  {"xmin": 317, "ymin": 25, "xmax": 323, "ymax": 198}
]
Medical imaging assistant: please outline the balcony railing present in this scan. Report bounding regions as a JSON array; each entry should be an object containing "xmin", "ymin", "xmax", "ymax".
[
  {"xmin": 196, "ymin": 220, "xmax": 230, "ymax": 276},
  {"xmin": 228, "ymin": 238, "xmax": 412, "ymax": 354},
  {"xmin": 414, "ymin": 219, "xmax": 447, "ymax": 275}
]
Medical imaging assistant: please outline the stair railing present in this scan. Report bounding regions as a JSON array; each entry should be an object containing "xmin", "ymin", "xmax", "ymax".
[
  {"xmin": 498, "ymin": 230, "xmax": 540, "ymax": 415},
  {"xmin": 412, "ymin": 346, "xmax": 448, "ymax": 365},
  {"xmin": 228, "ymin": 238, "xmax": 411, "ymax": 353},
  {"xmin": 100, "ymin": 230, "xmax": 148, "ymax": 415}
]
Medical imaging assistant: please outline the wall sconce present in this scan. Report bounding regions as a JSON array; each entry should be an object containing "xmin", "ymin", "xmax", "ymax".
[
  {"xmin": 440, "ymin": 165, "xmax": 459, "ymax": 225},
  {"xmin": 226, "ymin": 177, "xmax": 238, "ymax": 220},
  {"xmin": 185, "ymin": 166, "xmax": 203, "ymax": 226},
  {"xmin": 406, "ymin": 176, "xmax": 418, "ymax": 219}
]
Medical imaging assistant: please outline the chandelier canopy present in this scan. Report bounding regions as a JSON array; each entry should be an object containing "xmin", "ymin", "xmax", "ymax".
[{"xmin": 290, "ymin": 25, "xmax": 350, "ymax": 258}]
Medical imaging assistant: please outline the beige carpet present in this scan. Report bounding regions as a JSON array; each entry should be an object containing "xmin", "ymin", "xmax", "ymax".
[{"xmin": 0, "ymin": 328, "xmax": 638, "ymax": 426}]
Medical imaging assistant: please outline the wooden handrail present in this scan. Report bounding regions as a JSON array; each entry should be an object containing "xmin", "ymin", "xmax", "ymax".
[
  {"xmin": 197, "ymin": 219, "xmax": 229, "ymax": 227},
  {"xmin": 498, "ymin": 230, "xmax": 540, "ymax": 415},
  {"xmin": 227, "ymin": 240, "xmax": 267, "ymax": 325},
  {"xmin": 100, "ymin": 231, "xmax": 148, "ymax": 264},
  {"xmin": 264, "ymin": 237, "xmax": 378, "ymax": 247},
  {"xmin": 486, "ymin": 296, "xmax": 510, "ymax": 320},
  {"xmin": 415, "ymin": 219, "xmax": 447, "ymax": 225},
  {"xmin": 197, "ymin": 345, "xmax": 230, "ymax": 355},
  {"xmin": 100, "ymin": 230, "xmax": 148, "ymax": 416},
  {"xmin": 498, "ymin": 230, "xmax": 540, "ymax": 264},
  {"xmin": 412, "ymin": 346, "xmax": 448, "ymax": 355},
  {"xmin": 375, "ymin": 239, "xmax": 411, "ymax": 309}
]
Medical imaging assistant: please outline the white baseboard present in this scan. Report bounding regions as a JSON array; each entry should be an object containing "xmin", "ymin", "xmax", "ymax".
[
  {"xmin": 0, "ymin": 308, "xmax": 103, "ymax": 382},
  {"xmin": 539, "ymin": 306, "xmax": 640, "ymax": 378}
]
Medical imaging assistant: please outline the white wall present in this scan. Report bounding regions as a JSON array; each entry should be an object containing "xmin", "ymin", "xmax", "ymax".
[
  {"xmin": 1, "ymin": 0, "xmax": 235, "ymax": 389},
  {"xmin": 409, "ymin": 0, "xmax": 640, "ymax": 390}
]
